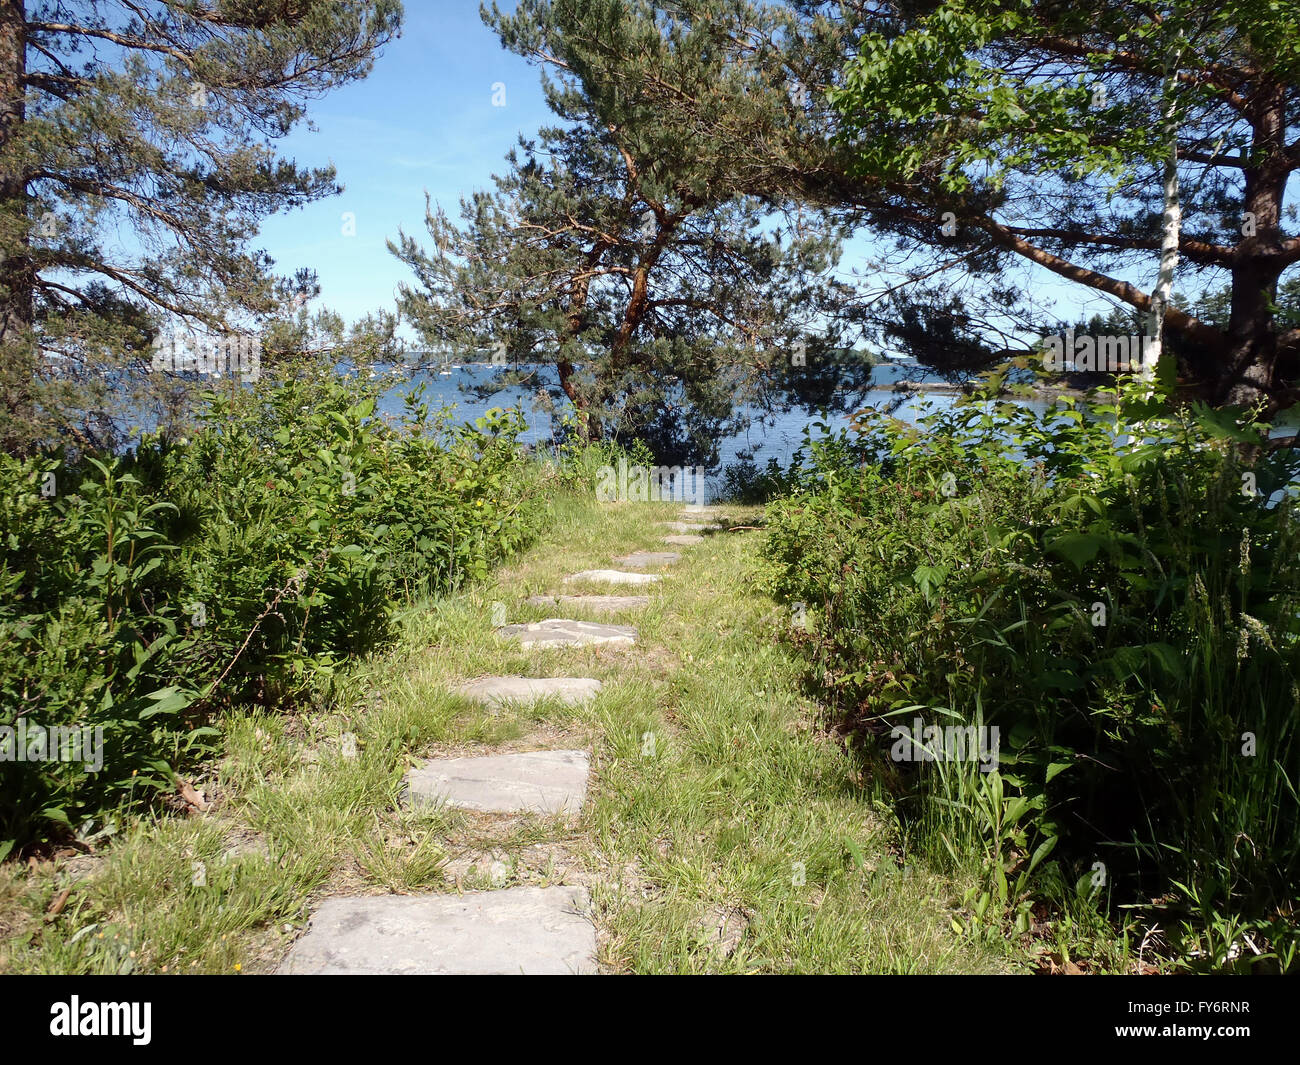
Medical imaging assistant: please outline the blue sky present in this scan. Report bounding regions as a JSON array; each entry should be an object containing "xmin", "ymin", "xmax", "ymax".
[
  {"xmin": 256, "ymin": 3, "xmax": 1131, "ymax": 344},
  {"xmin": 256, "ymin": 4, "xmax": 554, "ymax": 327}
]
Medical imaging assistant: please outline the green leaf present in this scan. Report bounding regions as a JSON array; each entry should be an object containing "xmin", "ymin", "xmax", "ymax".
[
  {"xmin": 1027, "ymin": 836, "xmax": 1058, "ymax": 876},
  {"xmin": 1045, "ymin": 531, "xmax": 1108, "ymax": 571},
  {"xmin": 138, "ymin": 686, "xmax": 191, "ymax": 719}
]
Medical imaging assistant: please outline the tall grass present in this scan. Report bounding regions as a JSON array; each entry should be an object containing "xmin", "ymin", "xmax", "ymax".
[{"xmin": 757, "ymin": 376, "xmax": 1300, "ymax": 971}]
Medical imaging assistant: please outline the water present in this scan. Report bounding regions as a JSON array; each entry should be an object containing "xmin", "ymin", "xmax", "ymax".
[
  {"xmin": 119, "ymin": 357, "xmax": 1300, "ymax": 501},
  {"xmin": 373, "ymin": 361, "xmax": 1045, "ymax": 487},
  {"xmin": 376, "ymin": 361, "xmax": 1300, "ymax": 501}
]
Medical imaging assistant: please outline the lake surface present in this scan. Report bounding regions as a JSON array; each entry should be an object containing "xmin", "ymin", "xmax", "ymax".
[
  {"xmin": 118, "ymin": 356, "xmax": 1299, "ymax": 502},
  {"xmin": 373, "ymin": 361, "xmax": 1039, "ymax": 499}
]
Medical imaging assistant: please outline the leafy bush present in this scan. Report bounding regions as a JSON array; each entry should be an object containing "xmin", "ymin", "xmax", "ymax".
[
  {"xmin": 718, "ymin": 455, "xmax": 805, "ymax": 504},
  {"xmin": 0, "ymin": 375, "xmax": 550, "ymax": 854},
  {"xmin": 552, "ymin": 409, "xmax": 655, "ymax": 492},
  {"xmin": 0, "ymin": 454, "xmax": 204, "ymax": 855},
  {"xmin": 758, "ymin": 378, "xmax": 1300, "ymax": 969}
]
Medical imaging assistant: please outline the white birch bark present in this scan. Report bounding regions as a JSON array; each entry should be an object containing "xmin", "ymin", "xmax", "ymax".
[
  {"xmin": 1144, "ymin": 34, "xmax": 1187, "ymax": 395},
  {"xmin": 1145, "ymin": 92, "xmax": 1181, "ymax": 391}
]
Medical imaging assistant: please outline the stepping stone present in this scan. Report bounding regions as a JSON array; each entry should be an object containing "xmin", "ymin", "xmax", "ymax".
[
  {"xmin": 612, "ymin": 551, "xmax": 680, "ymax": 569},
  {"xmin": 404, "ymin": 749, "xmax": 590, "ymax": 813},
  {"xmin": 498, "ymin": 618, "xmax": 637, "ymax": 648},
  {"xmin": 279, "ymin": 886, "xmax": 596, "ymax": 974},
  {"xmin": 525, "ymin": 594, "xmax": 650, "ymax": 614},
  {"xmin": 664, "ymin": 534, "xmax": 703, "ymax": 545},
  {"xmin": 659, "ymin": 522, "xmax": 709, "ymax": 533},
  {"xmin": 564, "ymin": 569, "xmax": 662, "ymax": 586},
  {"xmin": 456, "ymin": 676, "xmax": 602, "ymax": 708}
]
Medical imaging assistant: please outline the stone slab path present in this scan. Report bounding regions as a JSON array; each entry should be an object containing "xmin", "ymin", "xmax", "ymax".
[
  {"xmin": 660, "ymin": 521, "xmax": 710, "ymax": 533},
  {"xmin": 497, "ymin": 618, "xmax": 637, "ymax": 648},
  {"xmin": 456, "ymin": 675, "xmax": 602, "ymax": 708},
  {"xmin": 612, "ymin": 551, "xmax": 680, "ymax": 569},
  {"xmin": 269, "ymin": 498, "xmax": 1001, "ymax": 978},
  {"xmin": 525, "ymin": 593, "xmax": 650, "ymax": 613},
  {"xmin": 281, "ymin": 506, "xmax": 715, "ymax": 977},
  {"xmin": 564, "ymin": 569, "xmax": 662, "ymax": 586},
  {"xmin": 280, "ymin": 886, "xmax": 596, "ymax": 974},
  {"xmin": 404, "ymin": 749, "xmax": 590, "ymax": 814}
]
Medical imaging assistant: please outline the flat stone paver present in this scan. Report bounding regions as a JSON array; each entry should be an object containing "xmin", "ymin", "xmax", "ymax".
[
  {"xmin": 612, "ymin": 551, "xmax": 680, "ymax": 569},
  {"xmin": 664, "ymin": 534, "xmax": 703, "ymax": 545},
  {"xmin": 564, "ymin": 569, "xmax": 662, "ymax": 586},
  {"xmin": 498, "ymin": 618, "xmax": 637, "ymax": 648},
  {"xmin": 525, "ymin": 593, "xmax": 650, "ymax": 613},
  {"xmin": 279, "ymin": 886, "xmax": 596, "ymax": 974},
  {"xmin": 659, "ymin": 522, "xmax": 710, "ymax": 533},
  {"xmin": 404, "ymin": 749, "xmax": 590, "ymax": 813},
  {"xmin": 456, "ymin": 676, "xmax": 602, "ymax": 708}
]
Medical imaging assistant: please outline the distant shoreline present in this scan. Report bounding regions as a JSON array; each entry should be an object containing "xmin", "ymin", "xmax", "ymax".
[
  {"xmin": 885, "ymin": 378, "xmax": 1086, "ymax": 398},
  {"xmin": 399, "ymin": 358, "xmax": 1091, "ymax": 401}
]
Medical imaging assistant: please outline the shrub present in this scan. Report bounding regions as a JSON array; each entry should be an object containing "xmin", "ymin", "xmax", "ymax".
[
  {"xmin": 0, "ymin": 375, "xmax": 550, "ymax": 854},
  {"xmin": 758, "ymin": 378, "xmax": 1300, "ymax": 969},
  {"xmin": 718, "ymin": 455, "xmax": 805, "ymax": 504},
  {"xmin": 551, "ymin": 409, "xmax": 656, "ymax": 493}
]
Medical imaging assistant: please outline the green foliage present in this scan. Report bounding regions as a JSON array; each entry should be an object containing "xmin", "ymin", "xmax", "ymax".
[
  {"xmin": 0, "ymin": 376, "xmax": 549, "ymax": 853},
  {"xmin": 392, "ymin": 1, "xmax": 864, "ymax": 466},
  {"xmin": 829, "ymin": 0, "xmax": 1227, "ymax": 191},
  {"xmin": 551, "ymin": 408, "xmax": 655, "ymax": 493},
  {"xmin": 718, "ymin": 455, "xmax": 805, "ymax": 505},
  {"xmin": 2, "ymin": 1, "xmax": 404, "ymax": 454},
  {"xmin": 819, "ymin": 0, "xmax": 1300, "ymax": 406},
  {"xmin": 758, "ymin": 377, "xmax": 1300, "ymax": 969}
]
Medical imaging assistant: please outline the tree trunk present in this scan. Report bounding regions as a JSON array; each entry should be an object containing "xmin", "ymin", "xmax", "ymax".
[
  {"xmin": 0, "ymin": 0, "xmax": 34, "ymax": 453},
  {"xmin": 1218, "ymin": 83, "xmax": 1289, "ymax": 413},
  {"xmin": 609, "ymin": 216, "xmax": 678, "ymax": 371},
  {"xmin": 1220, "ymin": 280, "xmax": 1280, "ymax": 412},
  {"xmin": 556, "ymin": 236, "xmax": 614, "ymax": 444},
  {"xmin": 557, "ymin": 357, "xmax": 596, "ymax": 442},
  {"xmin": 0, "ymin": 0, "xmax": 28, "ymax": 334},
  {"xmin": 1144, "ymin": 81, "xmax": 1181, "ymax": 392}
]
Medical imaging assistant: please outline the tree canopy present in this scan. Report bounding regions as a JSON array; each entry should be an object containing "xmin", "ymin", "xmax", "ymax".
[
  {"xmin": 0, "ymin": 0, "xmax": 402, "ymax": 452},
  {"xmin": 392, "ymin": 2, "xmax": 873, "ymax": 465},
  {"xmin": 491, "ymin": 0, "xmax": 1300, "ymax": 414}
]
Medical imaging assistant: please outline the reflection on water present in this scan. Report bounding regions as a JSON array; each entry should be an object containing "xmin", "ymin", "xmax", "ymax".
[
  {"xmin": 382, "ymin": 363, "xmax": 1298, "ymax": 501},
  {"xmin": 374, "ymin": 363, "xmax": 1051, "ymax": 492},
  {"xmin": 122, "ymin": 359, "xmax": 1300, "ymax": 502}
]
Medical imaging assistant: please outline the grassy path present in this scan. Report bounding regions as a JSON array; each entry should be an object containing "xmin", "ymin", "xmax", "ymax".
[{"xmin": 1, "ymin": 493, "xmax": 1008, "ymax": 974}]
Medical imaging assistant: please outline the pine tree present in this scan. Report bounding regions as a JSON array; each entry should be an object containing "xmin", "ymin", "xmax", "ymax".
[
  {"xmin": 393, "ymin": 137, "xmax": 860, "ymax": 463},
  {"xmin": 0, "ymin": 0, "xmax": 402, "ymax": 452},
  {"xmin": 391, "ymin": 3, "xmax": 868, "ymax": 464},
  {"xmin": 493, "ymin": 0, "xmax": 1300, "ymax": 415}
]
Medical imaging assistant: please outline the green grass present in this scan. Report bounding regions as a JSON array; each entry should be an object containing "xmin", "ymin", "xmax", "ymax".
[{"xmin": 0, "ymin": 491, "xmax": 1011, "ymax": 974}]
